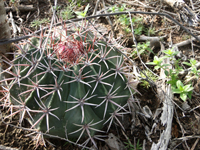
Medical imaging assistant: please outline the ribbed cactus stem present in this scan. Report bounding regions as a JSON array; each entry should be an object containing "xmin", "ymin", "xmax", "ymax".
[{"xmin": 1, "ymin": 27, "xmax": 133, "ymax": 145}]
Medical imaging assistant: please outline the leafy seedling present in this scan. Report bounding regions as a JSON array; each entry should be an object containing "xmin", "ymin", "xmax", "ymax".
[
  {"xmin": 146, "ymin": 56, "xmax": 169, "ymax": 70},
  {"xmin": 108, "ymin": 5, "xmax": 118, "ymax": 12},
  {"xmin": 131, "ymin": 41, "xmax": 154, "ymax": 58},
  {"xmin": 145, "ymin": 27, "xmax": 156, "ymax": 36},
  {"xmin": 119, "ymin": 14, "xmax": 130, "ymax": 26},
  {"xmin": 183, "ymin": 58, "xmax": 198, "ymax": 67},
  {"xmin": 183, "ymin": 58, "xmax": 200, "ymax": 78},
  {"xmin": 134, "ymin": 25, "xmax": 144, "ymax": 35},
  {"xmin": 172, "ymin": 80, "xmax": 193, "ymax": 101},
  {"xmin": 165, "ymin": 69, "xmax": 179, "ymax": 87},
  {"xmin": 162, "ymin": 49, "xmax": 179, "ymax": 59},
  {"xmin": 124, "ymin": 138, "xmax": 142, "ymax": 150},
  {"xmin": 59, "ymin": 3, "xmax": 75, "ymax": 20},
  {"xmin": 74, "ymin": 4, "xmax": 90, "ymax": 18},
  {"xmin": 30, "ymin": 19, "xmax": 50, "ymax": 29},
  {"xmin": 30, "ymin": 19, "xmax": 43, "ymax": 29}
]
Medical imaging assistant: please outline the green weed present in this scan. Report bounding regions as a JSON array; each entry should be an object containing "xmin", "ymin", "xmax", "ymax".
[
  {"xmin": 131, "ymin": 41, "xmax": 154, "ymax": 58},
  {"xmin": 146, "ymin": 48, "xmax": 198, "ymax": 101},
  {"xmin": 30, "ymin": 18, "xmax": 50, "ymax": 29},
  {"xmin": 172, "ymin": 80, "xmax": 193, "ymax": 101},
  {"xmin": 140, "ymin": 70, "xmax": 158, "ymax": 89},
  {"xmin": 108, "ymin": 5, "xmax": 145, "ymax": 35},
  {"xmin": 124, "ymin": 138, "xmax": 142, "ymax": 150},
  {"xmin": 74, "ymin": 4, "xmax": 90, "ymax": 18},
  {"xmin": 59, "ymin": 3, "xmax": 75, "ymax": 20}
]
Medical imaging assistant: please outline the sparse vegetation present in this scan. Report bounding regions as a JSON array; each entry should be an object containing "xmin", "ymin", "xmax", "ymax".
[
  {"xmin": 140, "ymin": 70, "xmax": 158, "ymax": 89},
  {"xmin": 131, "ymin": 41, "xmax": 154, "ymax": 58},
  {"xmin": 30, "ymin": 18, "xmax": 50, "ymax": 29},
  {"xmin": 124, "ymin": 139, "xmax": 142, "ymax": 150},
  {"xmin": 146, "ymin": 48, "xmax": 199, "ymax": 101}
]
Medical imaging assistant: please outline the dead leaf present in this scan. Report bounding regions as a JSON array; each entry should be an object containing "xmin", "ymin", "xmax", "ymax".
[{"xmin": 105, "ymin": 133, "xmax": 126, "ymax": 150}]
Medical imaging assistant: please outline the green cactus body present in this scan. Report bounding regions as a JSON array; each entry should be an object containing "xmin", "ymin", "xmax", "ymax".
[{"xmin": 5, "ymin": 30, "xmax": 131, "ymax": 142}]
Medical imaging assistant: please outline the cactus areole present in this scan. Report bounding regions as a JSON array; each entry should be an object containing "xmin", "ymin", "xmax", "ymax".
[{"xmin": 6, "ymin": 29, "xmax": 132, "ymax": 142}]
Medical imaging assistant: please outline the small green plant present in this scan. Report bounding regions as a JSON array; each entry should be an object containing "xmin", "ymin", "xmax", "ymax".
[
  {"xmin": 118, "ymin": 14, "xmax": 132, "ymax": 33},
  {"xmin": 74, "ymin": 4, "xmax": 90, "ymax": 18},
  {"xmin": 131, "ymin": 17, "xmax": 143, "ymax": 23},
  {"xmin": 108, "ymin": 5, "xmax": 145, "ymax": 35},
  {"xmin": 117, "ymin": 4, "xmax": 127, "ymax": 12},
  {"xmin": 9, "ymin": 0, "xmax": 15, "ymax": 3},
  {"xmin": 162, "ymin": 49, "xmax": 179, "ymax": 59},
  {"xmin": 30, "ymin": 19, "xmax": 42, "ymax": 29},
  {"xmin": 183, "ymin": 58, "xmax": 198, "ymax": 68},
  {"xmin": 119, "ymin": 14, "xmax": 130, "ymax": 26},
  {"xmin": 182, "ymin": 35, "xmax": 191, "ymax": 40},
  {"xmin": 120, "ymin": 16, "xmax": 144, "ymax": 35},
  {"xmin": 59, "ymin": 3, "xmax": 75, "ymax": 20},
  {"xmin": 124, "ymin": 138, "xmax": 142, "ymax": 150},
  {"xmin": 109, "ymin": 4, "xmax": 126, "ymax": 13},
  {"xmin": 146, "ymin": 48, "xmax": 195, "ymax": 102},
  {"xmin": 53, "ymin": 5, "xmax": 61, "ymax": 11},
  {"xmin": 145, "ymin": 27, "xmax": 156, "ymax": 36},
  {"xmin": 183, "ymin": 58, "xmax": 200, "ymax": 77},
  {"xmin": 140, "ymin": 70, "xmax": 158, "ymax": 89},
  {"xmin": 131, "ymin": 41, "xmax": 154, "ymax": 58},
  {"xmin": 108, "ymin": 5, "xmax": 118, "ymax": 13},
  {"xmin": 172, "ymin": 80, "xmax": 193, "ymax": 101},
  {"xmin": 74, "ymin": 0, "xmax": 89, "ymax": 7},
  {"xmin": 146, "ymin": 56, "xmax": 169, "ymax": 70},
  {"xmin": 134, "ymin": 25, "xmax": 144, "ymax": 35},
  {"xmin": 132, "ymin": 17, "xmax": 144, "ymax": 35},
  {"xmin": 165, "ymin": 69, "xmax": 179, "ymax": 87},
  {"xmin": 41, "ymin": 18, "xmax": 50, "ymax": 23},
  {"xmin": 30, "ymin": 18, "xmax": 50, "ymax": 29}
]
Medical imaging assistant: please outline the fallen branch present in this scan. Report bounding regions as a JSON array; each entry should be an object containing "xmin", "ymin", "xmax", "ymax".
[
  {"xmin": 175, "ymin": 35, "xmax": 200, "ymax": 47},
  {"xmin": 137, "ymin": 35, "xmax": 167, "ymax": 48},
  {"xmin": 5, "ymin": 5, "xmax": 36, "ymax": 12}
]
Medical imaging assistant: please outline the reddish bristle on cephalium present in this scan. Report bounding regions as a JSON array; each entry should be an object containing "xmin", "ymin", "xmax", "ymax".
[{"xmin": 55, "ymin": 39, "xmax": 85, "ymax": 63}]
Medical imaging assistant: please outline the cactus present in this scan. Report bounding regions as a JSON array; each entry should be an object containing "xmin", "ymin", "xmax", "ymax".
[{"xmin": 1, "ymin": 24, "xmax": 133, "ymax": 146}]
